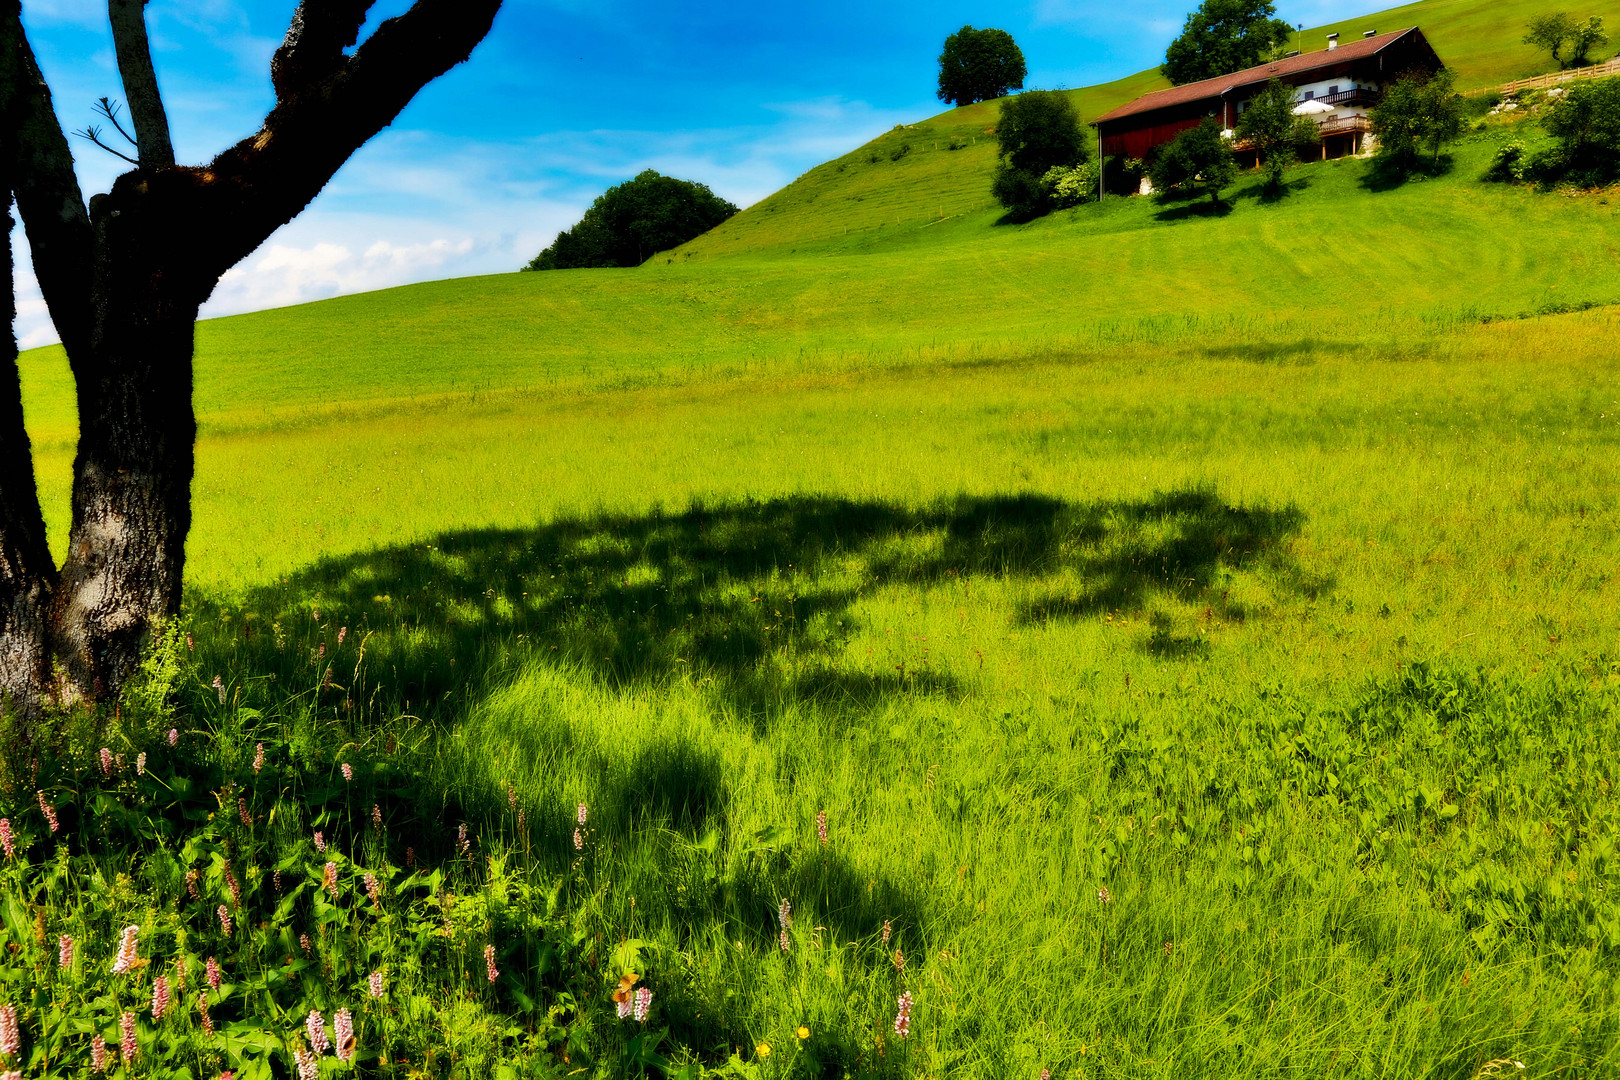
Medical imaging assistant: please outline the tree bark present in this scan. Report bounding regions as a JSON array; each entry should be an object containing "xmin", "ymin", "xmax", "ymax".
[
  {"xmin": 0, "ymin": 0, "xmax": 502, "ymax": 714},
  {"xmin": 0, "ymin": 193, "xmax": 56, "ymax": 727},
  {"xmin": 106, "ymin": 0, "xmax": 173, "ymax": 170}
]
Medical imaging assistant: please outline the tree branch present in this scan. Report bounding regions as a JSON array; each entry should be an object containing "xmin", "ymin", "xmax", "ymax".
[
  {"xmin": 107, "ymin": 0, "xmax": 173, "ymax": 168},
  {"xmin": 71, "ymin": 123, "xmax": 141, "ymax": 165},
  {"xmin": 169, "ymin": 0, "xmax": 500, "ymax": 282},
  {"xmin": 272, "ymin": 0, "xmax": 378, "ymax": 101},
  {"xmin": 0, "ymin": 0, "xmax": 95, "ymax": 362}
]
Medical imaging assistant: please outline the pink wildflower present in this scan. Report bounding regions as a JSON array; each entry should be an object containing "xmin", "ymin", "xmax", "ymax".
[
  {"xmin": 458, "ymin": 823, "xmax": 469, "ymax": 854},
  {"xmin": 226, "ymin": 868, "xmax": 241, "ymax": 908},
  {"xmin": 485, "ymin": 943, "xmax": 499, "ymax": 983},
  {"xmin": 365, "ymin": 872, "xmax": 381, "ymax": 906},
  {"xmin": 273, "ymin": 869, "xmax": 283, "ymax": 895},
  {"xmin": 312, "ymin": 830, "xmax": 325, "ymax": 853},
  {"xmin": 405, "ymin": 846, "xmax": 415, "ymax": 868},
  {"xmin": 168, "ymin": 728, "xmax": 179, "ymax": 746},
  {"xmin": 337, "ymin": 626, "xmax": 347, "ymax": 646},
  {"xmin": 616, "ymin": 998, "xmax": 633, "ymax": 1020},
  {"xmin": 198, "ymin": 991, "xmax": 214, "ymax": 1036},
  {"xmin": 518, "ymin": 809, "xmax": 525, "ymax": 832},
  {"xmin": 816, "ymin": 810, "xmax": 828, "ymax": 846},
  {"xmin": 294, "ymin": 1047, "xmax": 319, "ymax": 1080},
  {"xmin": 111, "ymin": 925, "xmax": 140, "ymax": 974},
  {"xmin": 1041, "ymin": 1071, "xmax": 1051, "ymax": 1080},
  {"xmin": 217, "ymin": 906, "xmax": 232, "ymax": 936},
  {"xmin": 577, "ymin": 802, "xmax": 588, "ymax": 825},
  {"xmin": 0, "ymin": 1003, "xmax": 19, "ymax": 1058},
  {"xmin": 1097, "ymin": 886, "xmax": 1112, "ymax": 905},
  {"xmin": 58, "ymin": 934, "xmax": 73, "ymax": 969},
  {"xmin": 894, "ymin": 947, "xmax": 905, "ymax": 972},
  {"xmin": 507, "ymin": 785, "xmax": 516, "ymax": 809},
  {"xmin": 882, "ymin": 919, "xmax": 892, "ymax": 946},
  {"xmin": 212, "ymin": 675, "xmax": 225, "ymax": 703},
  {"xmin": 151, "ymin": 975, "xmax": 171, "ymax": 1020},
  {"xmin": 573, "ymin": 827, "xmax": 583, "ymax": 851},
  {"xmin": 221, "ymin": 1073, "xmax": 232, "ymax": 1080},
  {"xmin": 238, "ymin": 798, "xmax": 252, "ymax": 829},
  {"xmin": 91, "ymin": 1035, "xmax": 109, "ymax": 1073},
  {"xmin": 0, "ymin": 819, "xmax": 13, "ymax": 859},
  {"xmin": 341, "ymin": 763, "xmax": 353, "ymax": 782},
  {"xmin": 633, "ymin": 986, "xmax": 652, "ymax": 1023},
  {"xmin": 372, "ymin": 804, "xmax": 382, "ymax": 833},
  {"xmin": 2, "ymin": 1069, "xmax": 18, "ymax": 1080},
  {"xmin": 36, "ymin": 791, "xmax": 57, "ymax": 834},
  {"xmin": 778, "ymin": 898, "xmax": 792, "ymax": 930},
  {"xmin": 300, "ymin": 934, "xmax": 311, "ymax": 956},
  {"xmin": 120, "ymin": 1011, "xmax": 138, "ymax": 1062},
  {"xmin": 894, "ymin": 990, "xmax": 913, "ymax": 1039},
  {"xmin": 252, "ymin": 743, "xmax": 264, "ymax": 773},
  {"xmin": 185, "ymin": 632, "xmax": 194, "ymax": 651},
  {"xmin": 369, "ymin": 970, "xmax": 385, "ymax": 998},
  {"xmin": 187, "ymin": 869, "xmax": 201, "ymax": 899},
  {"xmin": 206, "ymin": 957, "xmax": 221, "ymax": 990},
  {"xmin": 100, "ymin": 747, "xmax": 113, "ymax": 777},
  {"xmin": 306, "ymin": 1009, "xmax": 330, "ymax": 1055},
  {"xmin": 323, "ymin": 862, "xmax": 338, "ymax": 899},
  {"xmin": 136, "ymin": 752, "xmax": 147, "ymax": 776},
  {"xmin": 779, "ymin": 928, "xmax": 790, "ymax": 953},
  {"xmin": 334, "ymin": 1007, "xmax": 355, "ymax": 1062}
]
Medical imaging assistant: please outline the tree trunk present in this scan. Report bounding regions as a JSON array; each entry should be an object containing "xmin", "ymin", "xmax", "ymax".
[
  {"xmin": 0, "ymin": 195, "xmax": 57, "ymax": 727},
  {"xmin": 50, "ymin": 192, "xmax": 198, "ymax": 701}
]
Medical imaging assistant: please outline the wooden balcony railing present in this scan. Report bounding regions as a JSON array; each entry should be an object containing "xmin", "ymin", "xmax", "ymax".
[
  {"xmin": 1318, "ymin": 115, "xmax": 1373, "ymax": 136},
  {"xmin": 1318, "ymin": 87, "xmax": 1381, "ymax": 107}
]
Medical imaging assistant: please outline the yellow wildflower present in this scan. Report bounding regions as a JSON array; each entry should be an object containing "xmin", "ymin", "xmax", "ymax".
[
  {"xmin": 756, "ymin": 1042, "xmax": 771, "ymax": 1058},
  {"xmin": 796, "ymin": 1026, "xmax": 810, "ymax": 1040}
]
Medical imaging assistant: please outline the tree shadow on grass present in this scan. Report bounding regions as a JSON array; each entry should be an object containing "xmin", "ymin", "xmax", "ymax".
[
  {"xmin": 194, "ymin": 488, "xmax": 1326, "ymax": 726},
  {"xmin": 1152, "ymin": 196, "xmax": 1235, "ymax": 221},
  {"xmin": 1359, "ymin": 152, "xmax": 1454, "ymax": 192}
]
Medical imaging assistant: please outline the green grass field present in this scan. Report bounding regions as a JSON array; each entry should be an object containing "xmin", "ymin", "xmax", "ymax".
[{"xmin": 8, "ymin": 1, "xmax": 1620, "ymax": 1075}]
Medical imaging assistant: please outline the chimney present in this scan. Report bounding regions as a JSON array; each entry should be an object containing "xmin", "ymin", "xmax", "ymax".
[
  {"xmin": 1363, "ymin": 29, "xmax": 1377, "ymax": 38},
  {"xmin": 1327, "ymin": 32, "xmax": 1340, "ymax": 50}
]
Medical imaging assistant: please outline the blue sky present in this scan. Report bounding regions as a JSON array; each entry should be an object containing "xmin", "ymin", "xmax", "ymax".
[{"xmin": 15, "ymin": 0, "xmax": 1367, "ymax": 346}]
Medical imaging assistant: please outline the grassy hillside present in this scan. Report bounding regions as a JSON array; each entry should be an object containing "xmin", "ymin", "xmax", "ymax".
[
  {"xmin": 678, "ymin": 0, "xmax": 1620, "ymax": 261},
  {"xmin": 8, "ymin": 5, "xmax": 1620, "ymax": 1076}
]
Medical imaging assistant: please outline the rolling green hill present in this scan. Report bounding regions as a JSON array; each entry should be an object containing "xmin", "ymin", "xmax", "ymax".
[
  {"xmin": 676, "ymin": 0, "xmax": 1620, "ymax": 261},
  {"xmin": 8, "ymin": 2, "xmax": 1620, "ymax": 1076}
]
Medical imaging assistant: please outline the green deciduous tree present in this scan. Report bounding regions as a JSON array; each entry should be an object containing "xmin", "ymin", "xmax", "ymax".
[
  {"xmin": 937, "ymin": 26, "xmax": 1028, "ymax": 107},
  {"xmin": 1163, "ymin": 0, "xmax": 1294, "ymax": 86},
  {"xmin": 526, "ymin": 171, "xmax": 739, "ymax": 270},
  {"xmin": 1148, "ymin": 117, "xmax": 1239, "ymax": 205},
  {"xmin": 1525, "ymin": 13, "xmax": 1609, "ymax": 69},
  {"xmin": 1536, "ymin": 75, "xmax": 1620, "ymax": 184},
  {"xmin": 990, "ymin": 90, "xmax": 1087, "ymax": 218},
  {"xmin": 0, "ymin": 0, "xmax": 502, "ymax": 718},
  {"xmin": 1236, "ymin": 79, "xmax": 1323, "ymax": 191},
  {"xmin": 1370, "ymin": 67, "xmax": 1465, "ymax": 171}
]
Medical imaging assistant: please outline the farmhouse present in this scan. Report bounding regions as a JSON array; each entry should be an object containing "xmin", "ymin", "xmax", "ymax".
[{"xmin": 1094, "ymin": 27, "xmax": 1444, "ymax": 166}]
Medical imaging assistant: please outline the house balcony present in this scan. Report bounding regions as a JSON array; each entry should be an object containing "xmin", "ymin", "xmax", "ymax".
[
  {"xmin": 1318, "ymin": 87, "xmax": 1381, "ymax": 107},
  {"xmin": 1318, "ymin": 114, "xmax": 1373, "ymax": 137}
]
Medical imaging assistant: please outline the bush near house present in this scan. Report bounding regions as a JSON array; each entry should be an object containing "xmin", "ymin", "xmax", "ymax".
[
  {"xmin": 1370, "ymin": 67, "xmax": 1466, "ymax": 172},
  {"xmin": 1148, "ymin": 117, "xmax": 1239, "ymax": 205},
  {"xmin": 991, "ymin": 90, "xmax": 1089, "ymax": 219}
]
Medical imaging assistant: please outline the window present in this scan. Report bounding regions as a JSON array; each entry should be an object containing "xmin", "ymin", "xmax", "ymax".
[
  {"xmin": 1329, "ymin": 85, "xmax": 1339, "ymax": 95},
  {"xmin": 1303, "ymin": 90, "xmax": 1315, "ymax": 99}
]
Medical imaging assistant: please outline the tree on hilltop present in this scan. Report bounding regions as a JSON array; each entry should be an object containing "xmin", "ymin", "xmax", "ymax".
[
  {"xmin": 526, "ymin": 171, "xmax": 738, "ymax": 270},
  {"xmin": 1163, "ymin": 0, "xmax": 1294, "ymax": 86},
  {"xmin": 990, "ymin": 89, "xmax": 1087, "ymax": 219},
  {"xmin": 937, "ymin": 26, "xmax": 1028, "ymax": 106},
  {"xmin": 0, "ymin": 0, "xmax": 502, "ymax": 720},
  {"xmin": 1525, "ymin": 13, "xmax": 1610, "ymax": 70}
]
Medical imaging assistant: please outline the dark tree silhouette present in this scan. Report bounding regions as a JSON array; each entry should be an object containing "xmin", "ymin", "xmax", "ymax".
[
  {"xmin": 524, "ymin": 170, "xmax": 738, "ymax": 270},
  {"xmin": 1163, "ymin": 0, "xmax": 1293, "ymax": 86},
  {"xmin": 937, "ymin": 26, "xmax": 1027, "ymax": 106},
  {"xmin": 0, "ymin": 0, "xmax": 502, "ymax": 721}
]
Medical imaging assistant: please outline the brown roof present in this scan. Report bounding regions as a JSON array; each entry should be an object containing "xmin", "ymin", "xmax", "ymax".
[{"xmin": 1093, "ymin": 27, "xmax": 1421, "ymax": 125}]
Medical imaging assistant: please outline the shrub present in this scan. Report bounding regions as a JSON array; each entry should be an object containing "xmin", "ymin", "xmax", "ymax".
[
  {"xmin": 1487, "ymin": 140, "xmax": 1532, "ymax": 182},
  {"xmin": 1041, "ymin": 162, "xmax": 1101, "ymax": 207},
  {"xmin": 992, "ymin": 90, "xmax": 1088, "ymax": 218},
  {"xmin": 1148, "ymin": 117, "xmax": 1239, "ymax": 205},
  {"xmin": 525, "ymin": 171, "xmax": 738, "ymax": 270},
  {"xmin": 1162, "ymin": 0, "xmax": 1293, "ymax": 86}
]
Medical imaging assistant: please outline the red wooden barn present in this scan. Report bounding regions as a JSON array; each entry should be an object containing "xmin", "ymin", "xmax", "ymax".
[{"xmin": 1093, "ymin": 27, "xmax": 1444, "ymax": 165}]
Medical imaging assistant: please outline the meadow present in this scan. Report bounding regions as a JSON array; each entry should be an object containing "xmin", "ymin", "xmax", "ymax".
[{"xmin": 4, "ymin": 7, "xmax": 1620, "ymax": 1076}]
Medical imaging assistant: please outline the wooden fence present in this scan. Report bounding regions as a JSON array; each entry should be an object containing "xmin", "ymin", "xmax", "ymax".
[{"xmin": 1497, "ymin": 57, "xmax": 1620, "ymax": 95}]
